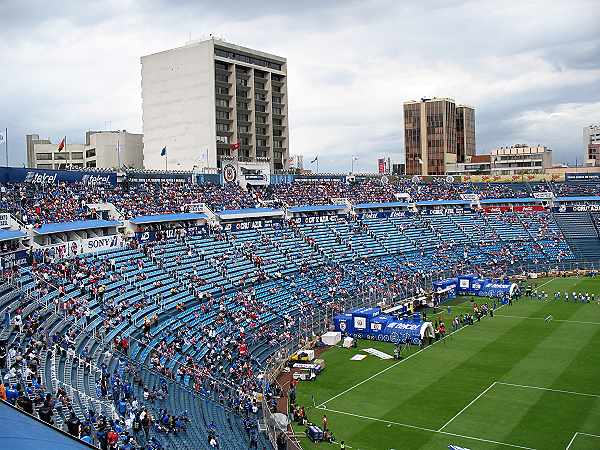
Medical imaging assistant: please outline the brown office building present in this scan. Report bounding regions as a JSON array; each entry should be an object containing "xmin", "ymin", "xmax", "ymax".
[
  {"xmin": 404, "ymin": 98, "xmax": 475, "ymax": 175},
  {"xmin": 456, "ymin": 105, "xmax": 476, "ymax": 163}
]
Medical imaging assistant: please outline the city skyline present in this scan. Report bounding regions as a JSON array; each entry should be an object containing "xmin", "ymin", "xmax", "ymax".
[{"xmin": 0, "ymin": 0, "xmax": 599, "ymax": 172}]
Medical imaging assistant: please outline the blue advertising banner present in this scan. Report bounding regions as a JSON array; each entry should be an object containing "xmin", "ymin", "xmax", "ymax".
[
  {"xmin": 565, "ymin": 172, "xmax": 600, "ymax": 181},
  {"xmin": 0, "ymin": 249, "xmax": 28, "ymax": 270},
  {"xmin": 333, "ymin": 307, "xmax": 433, "ymax": 345},
  {"xmin": 221, "ymin": 219, "xmax": 283, "ymax": 232},
  {"xmin": 135, "ymin": 225, "xmax": 209, "ymax": 242},
  {"xmin": 0, "ymin": 167, "xmax": 117, "ymax": 185}
]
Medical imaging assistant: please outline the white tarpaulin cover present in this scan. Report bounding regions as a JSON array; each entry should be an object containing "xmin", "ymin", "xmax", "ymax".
[{"xmin": 321, "ymin": 331, "xmax": 342, "ymax": 346}]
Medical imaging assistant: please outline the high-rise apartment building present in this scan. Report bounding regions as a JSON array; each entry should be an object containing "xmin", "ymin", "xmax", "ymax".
[
  {"xmin": 584, "ymin": 124, "xmax": 600, "ymax": 166},
  {"xmin": 404, "ymin": 97, "xmax": 475, "ymax": 175},
  {"xmin": 141, "ymin": 38, "xmax": 289, "ymax": 171}
]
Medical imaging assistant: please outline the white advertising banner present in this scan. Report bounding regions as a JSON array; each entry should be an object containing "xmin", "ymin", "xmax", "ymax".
[{"xmin": 40, "ymin": 235, "xmax": 123, "ymax": 260}]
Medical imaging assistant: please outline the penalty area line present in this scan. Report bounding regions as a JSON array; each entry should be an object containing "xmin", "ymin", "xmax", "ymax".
[
  {"xmin": 318, "ymin": 406, "xmax": 536, "ymax": 450},
  {"xmin": 317, "ymin": 302, "xmax": 509, "ymax": 408}
]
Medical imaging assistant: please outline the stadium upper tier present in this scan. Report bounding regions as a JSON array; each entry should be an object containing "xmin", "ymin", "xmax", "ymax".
[{"xmin": 1, "ymin": 178, "xmax": 599, "ymax": 226}]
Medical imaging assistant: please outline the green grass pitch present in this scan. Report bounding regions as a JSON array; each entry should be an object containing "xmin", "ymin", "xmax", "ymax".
[{"xmin": 292, "ymin": 276, "xmax": 600, "ymax": 450}]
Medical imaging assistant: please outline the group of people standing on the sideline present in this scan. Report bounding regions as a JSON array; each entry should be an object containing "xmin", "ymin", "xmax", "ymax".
[{"xmin": 526, "ymin": 288, "xmax": 596, "ymax": 303}]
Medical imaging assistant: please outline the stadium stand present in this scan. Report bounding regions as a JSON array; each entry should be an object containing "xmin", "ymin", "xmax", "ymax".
[{"xmin": 1, "ymin": 172, "xmax": 600, "ymax": 449}]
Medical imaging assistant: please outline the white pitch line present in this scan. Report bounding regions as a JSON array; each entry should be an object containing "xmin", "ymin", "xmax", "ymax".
[
  {"xmin": 315, "ymin": 323, "xmax": 469, "ymax": 408},
  {"xmin": 494, "ymin": 314, "xmax": 600, "ymax": 325},
  {"xmin": 438, "ymin": 381, "xmax": 497, "ymax": 431},
  {"xmin": 319, "ymin": 406, "xmax": 536, "ymax": 450},
  {"xmin": 566, "ymin": 432, "xmax": 600, "ymax": 450},
  {"xmin": 497, "ymin": 382, "xmax": 600, "ymax": 399},
  {"xmin": 317, "ymin": 302, "xmax": 509, "ymax": 408},
  {"xmin": 565, "ymin": 433, "xmax": 578, "ymax": 450}
]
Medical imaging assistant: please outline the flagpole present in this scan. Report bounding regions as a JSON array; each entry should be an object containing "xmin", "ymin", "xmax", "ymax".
[{"xmin": 5, "ymin": 128, "xmax": 8, "ymax": 167}]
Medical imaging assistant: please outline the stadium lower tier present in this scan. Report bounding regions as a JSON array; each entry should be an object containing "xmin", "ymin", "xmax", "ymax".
[{"xmin": 1, "ymin": 212, "xmax": 598, "ymax": 449}]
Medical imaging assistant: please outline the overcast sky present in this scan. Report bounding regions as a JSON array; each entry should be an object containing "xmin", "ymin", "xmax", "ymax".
[{"xmin": 1, "ymin": 0, "xmax": 599, "ymax": 172}]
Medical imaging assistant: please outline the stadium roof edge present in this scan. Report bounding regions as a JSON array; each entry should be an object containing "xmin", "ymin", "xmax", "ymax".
[
  {"xmin": 354, "ymin": 201, "xmax": 409, "ymax": 209},
  {"xmin": 129, "ymin": 213, "xmax": 208, "ymax": 225},
  {"xmin": 0, "ymin": 229, "xmax": 27, "ymax": 242},
  {"xmin": 287, "ymin": 204, "xmax": 348, "ymax": 213},
  {"xmin": 217, "ymin": 207, "xmax": 284, "ymax": 219},
  {"xmin": 33, "ymin": 220, "xmax": 122, "ymax": 235}
]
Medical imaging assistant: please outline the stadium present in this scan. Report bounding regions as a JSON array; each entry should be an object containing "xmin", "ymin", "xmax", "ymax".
[{"xmin": 0, "ymin": 167, "xmax": 599, "ymax": 450}]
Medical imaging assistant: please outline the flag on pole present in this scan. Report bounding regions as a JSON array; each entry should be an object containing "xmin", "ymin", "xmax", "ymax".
[
  {"xmin": 160, "ymin": 146, "xmax": 167, "ymax": 156},
  {"xmin": 229, "ymin": 141, "xmax": 240, "ymax": 151},
  {"xmin": 57, "ymin": 137, "xmax": 66, "ymax": 152},
  {"xmin": 310, "ymin": 155, "xmax": 318, "ymax": 164},
  {"xmin": 0, "ymin": 132, "xmax": 4, "ymax": 144}
]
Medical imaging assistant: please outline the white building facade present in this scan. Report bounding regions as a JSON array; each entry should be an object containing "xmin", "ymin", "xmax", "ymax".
[
  {"xmin": 584, "ymin": 124, "xmax": 600, "ymax": 166},
  {"xmin": 141, "ymin": 38, "xmax": 289, "ymax": 172},
  {"xmin": 26, "ymin": 130, "xmax": 143, "ymax": 170}
]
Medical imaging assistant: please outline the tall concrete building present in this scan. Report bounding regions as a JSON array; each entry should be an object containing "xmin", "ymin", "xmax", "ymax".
[
  {"xmin": 141, "ymin": 38, "xmax": 289, "ymax": 171},
  {"xmin": 404, "ymin": 97, "xmax": 475, "ymax": 175},
  {"xmin": 584, "ymin": 124, "xmax": 600, "ymax": 166},
  {"xmin": 26, "ymin": 130, "xmax": 143, "ymax": 170},
  {"xmin": 456, "ymin": 105, "xmax": 476, "ymax": 163}
]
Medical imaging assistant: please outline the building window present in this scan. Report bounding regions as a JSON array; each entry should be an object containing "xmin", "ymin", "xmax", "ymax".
[
  {"xmin": 255, "ymin": 93, "xmax": 266, "ymax": 101},
  {"xmin": 273, "ymin": 118, "xmax": 282, "ymax": 126},
  {"xmin": 241, "ymin": 137, "xmax": 250, "ymax": 145},
  {"xmin": 37, "ymin": 164, "xmax": 53, "ymax": 169},
  {"xmin": 255, "ymin": 82, "xmax": 265, "ymax": 90},
  {"xmin": 215, "ymin": 73, "xmax": 229, "ymax": 82},
  {"xmin": 256, "ymin": 127, "xmax": 267, "ymax": 135},
  {"xmin": 256, "ymin": 104, "xmax": 266, "ymax": 113},
  {"xmin": 237, "ymin": 114, "xmax": 249, "ymax": 122},
  {"xmin": 54, "ymin": 152, "xmax": 70, "ymax": 160},
  {"xmin": 36, "ymin": 153, "xmax": 52, "ymax": 160},
  {"xmin": 273, "ymin": 107, "xmax": 282, "ymax": 115},
  {"xmin": 274, "ymin": 140, "xmax": 283, "ymax": 148},
  {"xmin": 216, "ymin": 99, "xmax": 229, "ymax": 108},
  {"xmin": 237, "ymin": 101, "xmax": 248, "ymax": 110},
  {"xmin": 71, "ymin": 152, "xmax": 84, "ymax": 160},
  {"xmin": 273, "ymin": 86, "xmax": 281, "ymax": 93},
  {"xmin": 86, "ymin": 160, "xmax": 96, "ymax": 168},
  {"xmin": 216, "ymin": 87, "xmax": 229, "ymax": 95},
  {"xmin": 257, "ymin": 139, "xmax": 267, "ymax": 147},
  {"xmin": 273, "ymin": 129, "xmax": 283, "ymax": 137},
  {"xmin": 216, "ymin": 123, "xmax": 230, "ymax": 132},
  {"xmin": 86, "ymin": 148, "xmax": 96, "ymax": 158},
  {"xmin": 256, "ymin": 116, "xmax": 266, "ymax": 124},
  {"xmin": 238, "ymin": 125, "xmax": 250, "ymax": 133},
  {"xmin": 216, "ymin": 111, "xmax": 230, "ymax": 120},
  {"xmin": 272, "ymin": 96, "xmax": 281, "ymax": 104}
]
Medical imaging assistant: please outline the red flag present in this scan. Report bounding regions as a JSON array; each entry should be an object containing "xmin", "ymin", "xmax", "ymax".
[
  {"xmin": 57, "ymin": 137, "xmax": 65, "ymax": 152},
  {"xmin": 229, "ymin": 141, "xmax": 240, "ymax": 151}
]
